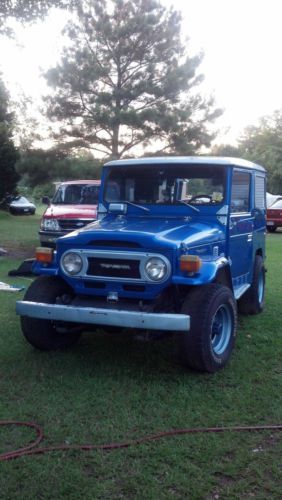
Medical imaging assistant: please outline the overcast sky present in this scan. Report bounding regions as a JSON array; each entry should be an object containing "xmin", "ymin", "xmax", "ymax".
[{"xmin": 1, "ymin": 0, "xmax": 282, "ymax": 145}]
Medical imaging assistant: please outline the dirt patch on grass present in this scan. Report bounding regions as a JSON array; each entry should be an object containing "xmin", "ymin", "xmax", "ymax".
[{"xmin": 1, "ymin": 245, "xmax": 36, "ymax": 260}]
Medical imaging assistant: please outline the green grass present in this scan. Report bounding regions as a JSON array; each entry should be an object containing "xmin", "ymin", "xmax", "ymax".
[
  {"xmin": 0, "ymin": 212, "xmax": 281, "ymax": 499},
  {"xmin": 0, "ymin": 208, "xmax": 44, "ymax": 257}
]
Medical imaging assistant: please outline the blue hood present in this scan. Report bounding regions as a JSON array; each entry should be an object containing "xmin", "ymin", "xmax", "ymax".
[{"xmin": 58, "ymin": 215, "xmax": 226, "ymax": 251}]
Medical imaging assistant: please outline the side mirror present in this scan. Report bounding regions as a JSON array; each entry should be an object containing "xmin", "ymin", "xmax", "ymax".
[
  {"xmin": 42, "ymin": 196, "xmax": 51, "ymax": 205},
  {"xmin": 108, "ymin": 203, "xmax": 127, "ymax": 214}
]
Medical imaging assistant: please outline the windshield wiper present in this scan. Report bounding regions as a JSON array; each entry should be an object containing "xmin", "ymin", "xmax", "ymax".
[
  {"xmin": 123, "ymin": 201, "xmax": 151, "ymax": 212},
  {"xmin": 178, "ymin": 200, "xmax": 200, "ymax": 213}
]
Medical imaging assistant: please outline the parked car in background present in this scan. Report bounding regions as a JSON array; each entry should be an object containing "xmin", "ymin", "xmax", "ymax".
[
  {"xmin": 266, "ymin": 197, "xmax": 282, "ymax": 232},
  {"xmin": 266, "ymin": 192, "xmax": 281, "ymax": 207},
  {"xmin": 39, "ymin": 180, "xmax": 101, "ymax": 247},
  {"xmin": 9, "ymin": 196, "xmax": 36, "ymax": 215}
]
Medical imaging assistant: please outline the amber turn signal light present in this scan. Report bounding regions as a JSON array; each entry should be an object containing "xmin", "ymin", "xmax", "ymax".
[
  {"xmin": 180, "ymin": 255, "xmax": 202, "ymax": 273},
  {"xmin": 35, "ymin": 247, "xmax": 53, "ymax": 264}
]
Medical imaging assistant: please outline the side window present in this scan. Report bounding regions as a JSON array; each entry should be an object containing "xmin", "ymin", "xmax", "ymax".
[{"xmin": 231, "ymin": 171, "xmax": 251, "ymax": 213}]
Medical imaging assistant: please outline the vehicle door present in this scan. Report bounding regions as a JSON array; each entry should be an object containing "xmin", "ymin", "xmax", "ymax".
[{"xmin": 229, "ymin": 169, "xmax": 253, "ymax": 285}]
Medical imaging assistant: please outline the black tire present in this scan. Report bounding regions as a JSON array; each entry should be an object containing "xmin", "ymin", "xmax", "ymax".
[
  {"xmin": 21, "ymin": 276, "xmax": 81, "ymax": 350},
  {"xmin": 103, "ymin": 326, "xmax": 124, "ymax": 334},
  {"xmin": 238, "ymin": 255, "xmax": 265, "ymax": 315},
  {"xmin": 266, "ymin": 226, "xmax": 276, "ymax": 233},
  {"xmin": 179, "ymin": 284, "xmax": 237, "ymax": 373}
]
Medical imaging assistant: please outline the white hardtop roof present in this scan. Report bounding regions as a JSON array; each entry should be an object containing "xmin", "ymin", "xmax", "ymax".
[
  {"xmin": 54, "ymin": 179, "xmax": 100, "ymax": 185},
  {"xmin": 105, "ymin": 156, "xmax": 266, "ymax": 172}
]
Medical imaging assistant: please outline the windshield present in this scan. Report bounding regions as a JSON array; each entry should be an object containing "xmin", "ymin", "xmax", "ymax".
[
  {"xmin": 104, "ymin": 164, "xmax": 225, "ymax": 206},
  {"xmin": 12, "ymin": 197, "xmax": 30, "ymax": 204},
  {"xmin": 52, "ymin": 184, "xmax": 99, "ymax": 205}
]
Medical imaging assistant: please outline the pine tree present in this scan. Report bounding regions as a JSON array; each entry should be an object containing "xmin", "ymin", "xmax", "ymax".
[
  {"xmin": 44, "ymin": 0, "xmax": 222, "ymax": 158},
  {"xmin": 0, "ymin": 0, "xmax": 75, "ymax": 35}
]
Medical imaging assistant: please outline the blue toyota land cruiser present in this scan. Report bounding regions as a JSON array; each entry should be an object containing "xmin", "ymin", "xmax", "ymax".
[{"xmin": 16, "ymin": 157, "xmax": 267, "ymax": 372}]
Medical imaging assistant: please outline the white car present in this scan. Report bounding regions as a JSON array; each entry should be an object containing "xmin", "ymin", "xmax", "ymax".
[{"xmin": 9, "ymin": 196, "xmax": 36, "ymax": 215}]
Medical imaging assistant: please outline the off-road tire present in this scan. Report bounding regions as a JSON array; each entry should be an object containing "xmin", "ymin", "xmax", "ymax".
[
  {"xmin": 21, "ymin": 276, "xmax": 81, "ymax": 350},
  {"xmin": 179, "ymin": 284, "xmax": 237, "ymax": 373}
]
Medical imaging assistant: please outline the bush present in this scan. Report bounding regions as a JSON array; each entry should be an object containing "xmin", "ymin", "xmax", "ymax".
[{"xmin": 32, "ymin": 183, "xmax": 55, "ymax": 202}]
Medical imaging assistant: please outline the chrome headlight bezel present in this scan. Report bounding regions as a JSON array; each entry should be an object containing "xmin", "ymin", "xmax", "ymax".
[
  {"xmin": 143, "ymin": 256, "xmax": 169, "ymax": 282},
  {"xmin": 61, "ymin": 251, "xmax": 83, "ymax": 276}
]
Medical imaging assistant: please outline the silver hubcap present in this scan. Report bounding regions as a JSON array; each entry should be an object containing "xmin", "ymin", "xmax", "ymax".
[{"xmin": 211, "ymin": 304, "xmax": 233, "ymax": 355}]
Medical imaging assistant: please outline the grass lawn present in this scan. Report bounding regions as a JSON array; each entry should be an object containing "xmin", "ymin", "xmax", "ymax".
[
  {"xmin": 0, "ymin": 207, "xmax": 44, "ymax": 258},
  {"xmin": 0, "ymin": 211, "xmax": 281, "ymax": 499}
]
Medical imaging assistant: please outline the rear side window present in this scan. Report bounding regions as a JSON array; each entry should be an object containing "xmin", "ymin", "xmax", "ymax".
[
  {"xmin": 231, "ymin": 170, "xmax": 251, "ymax": 213},
  {"xmin": 255, "ymin": 175, "xmax": 266, "ymax": 210}
]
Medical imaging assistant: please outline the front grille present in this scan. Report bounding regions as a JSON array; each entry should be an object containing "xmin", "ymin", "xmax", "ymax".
[
  {"xmin": 59, "ymin": 219, "xmax": 94, "ymax": 231},
  {"xmin": 87, "ymin": 258, "xmax": 140, "ymax": 279},
  {"xmin": 60, "ymin": 249, "xmax": 171, "ymax": 283}
]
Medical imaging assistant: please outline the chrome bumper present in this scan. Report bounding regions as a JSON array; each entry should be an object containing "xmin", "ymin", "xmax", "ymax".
[{"xmin": 16, "ymin": 301, "xmax": 190, "ymax": 332}]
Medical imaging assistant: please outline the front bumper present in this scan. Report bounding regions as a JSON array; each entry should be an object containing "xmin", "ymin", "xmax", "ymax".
[
  {"xmin": 10, "ymin": 207, "xmax": 34, "ymax": 214},
  {"xmin": 16, "ymin": 301, "xmax": 190, "ymax": 332}
]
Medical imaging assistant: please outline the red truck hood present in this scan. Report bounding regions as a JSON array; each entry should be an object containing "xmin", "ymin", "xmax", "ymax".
[{"xmin": 43, "ymin": 204, "xmax": 97, "ymax": 219}]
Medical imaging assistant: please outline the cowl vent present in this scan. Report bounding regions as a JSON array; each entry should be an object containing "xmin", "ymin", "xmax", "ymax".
[{"xmin": 89, "ymin": 240, "xmax": 142, "ymax": 248}]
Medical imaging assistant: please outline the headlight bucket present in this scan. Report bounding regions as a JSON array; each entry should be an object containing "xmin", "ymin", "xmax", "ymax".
[{"xmin": 61, "ymin": 252, "xmax": 83, "ymax": 276}]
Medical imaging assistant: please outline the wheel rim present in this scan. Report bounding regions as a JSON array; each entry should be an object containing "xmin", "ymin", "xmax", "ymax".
[
  {"xmin": 211, "ymin": 304, "xmax": 233, "ymax": 355},
  {"xmin": 257, "ymin": 269, "xmax": 265, "ymax": 305}
]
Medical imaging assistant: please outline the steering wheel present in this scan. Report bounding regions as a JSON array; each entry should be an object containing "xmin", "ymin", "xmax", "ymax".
[{"xmin": 189, "ymin": 194, "xmax": 213, "ymax": 203}]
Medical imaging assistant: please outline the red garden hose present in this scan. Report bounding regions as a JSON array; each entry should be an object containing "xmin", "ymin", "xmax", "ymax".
[{"xmin": 0, "ymin": 420, "xmax": 281, "ymax": 461}]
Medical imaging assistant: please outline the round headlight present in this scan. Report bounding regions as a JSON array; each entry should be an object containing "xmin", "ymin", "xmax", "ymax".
[
  {"xmin": 41, "ymin": 218, "xmax": 60, "ymax": 231},
  {"xmin": 61, "ymin": 252, "xmax": 83, "ymax": 275},
  {"xmin": 144, "ymin": 257, "xmax": 168, "ymax": 281}
]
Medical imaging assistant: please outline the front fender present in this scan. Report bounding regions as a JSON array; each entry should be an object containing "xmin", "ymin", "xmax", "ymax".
[
  {"xmin": 172, "ymin": 257, "xmax": 229, "ymax": 285},
  {"xmin": 32, "ymin": 260, "xmax": 59, "ymax": 276}
]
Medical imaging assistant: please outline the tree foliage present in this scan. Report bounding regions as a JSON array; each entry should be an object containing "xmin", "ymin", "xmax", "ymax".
[
  {"xmin": 211, "ymin": 143, "xmax": 242, "ymax": 158},
  {"xmin": 213, "ymin": 110, "xmax": 282, "ymax": 194},
  {"xmin": 16, "ymin": 148, "xmax": 102, "ymax": 189},
  {"xmin": 0, "ymin": 77, "xmax": 19, "ymax": 199},
  {"xmin": 238, "ymin": 110, "xmax": 282, "ymax": 194},
  {"xmin": 44, "ymin": 0, "xmax": 222, "ymax": 158},
  {"xmin": 0, "ymin": 0, "xmax": 75, "ymax": 35}
]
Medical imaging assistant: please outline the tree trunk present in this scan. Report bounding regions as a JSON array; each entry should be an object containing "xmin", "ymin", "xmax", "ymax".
[{"xmin": 112, "ymin": 125, "xmax": 120, "ymax": 159}]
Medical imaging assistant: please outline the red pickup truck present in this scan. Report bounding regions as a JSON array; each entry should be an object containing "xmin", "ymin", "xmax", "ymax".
[{"xmin": 39, "ymin": 180, "xmax": 100, "ymax": 247}]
